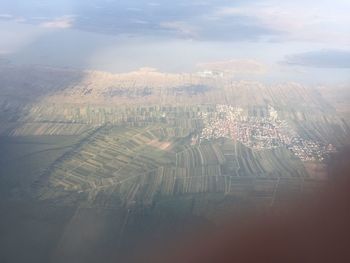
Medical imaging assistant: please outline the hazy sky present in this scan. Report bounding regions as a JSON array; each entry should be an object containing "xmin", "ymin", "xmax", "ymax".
[{"xmin": 0, "ymin": 0, "xmax": 349, "ymax": 83}]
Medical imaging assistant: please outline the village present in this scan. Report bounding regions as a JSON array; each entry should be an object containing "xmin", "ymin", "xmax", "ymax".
[{"xmin": 200, "ymin": 105, "xmax": 336, "ymax": 162}]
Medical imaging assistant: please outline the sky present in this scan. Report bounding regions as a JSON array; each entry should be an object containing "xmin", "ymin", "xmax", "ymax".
[{"xmin": 0, "ymin": 0, "xmax": 349, "ymax": 84}]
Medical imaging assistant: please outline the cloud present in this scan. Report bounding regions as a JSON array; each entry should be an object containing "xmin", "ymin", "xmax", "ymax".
[
  {"xmin": 0, "ymin": 1, "xmax": 286, "ymax": 42},
  {"xmin": 214, "ymin": 1, "xmax": 350, "ymax": 44},
  {"xmin": 283, "ymin": 50, "xmax": 350, "ymax": 68},
  {"xmin": 0, "ymin": 49, "xmax": 11, "ymax": 55},
  {"xmin": 1, "ymin": 0, "xmax": 349, "ymax": 49},
  {"xmin": 160, "ymin": 21, "xmax": 197, "ymax": 38},
  {"xmin": 196, "ymin": 59, "xmax": 267, "ymax": 75},
  {"xmin": 1, "ymin": 0, "xmax": 281, "ymax": 42},
  {"xmin": 0, "ymin": 14, "xmax": 26, "ymax": 23},
  {"xmin": 159, "ymin": 12, "xmax": 281, "ymax": 42},
  {"xmin": 40, "ymin": 16, "xmax": 75, "ymax": 29},
  {"xmin": 0, "ymin": 14, "xmax": 14, "ymax": 19}
]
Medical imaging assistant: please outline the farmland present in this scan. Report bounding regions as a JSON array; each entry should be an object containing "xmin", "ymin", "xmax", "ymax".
[
  {"xmin": 1, "ymin": 66, "xmax": 347, "ymax": 209},
  {"xmin": 1, "ymin": 65, "xmax": 348, "ymax": 209},
  {"xmin": 33, "ymin": 122, "xmax": 319, "ymax": 208},
  {"xmin": 0, "ymin": 65, "xmax": 349, "ymax": 262}
]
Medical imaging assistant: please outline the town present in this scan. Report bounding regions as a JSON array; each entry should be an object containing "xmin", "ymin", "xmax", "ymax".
[{"xmin": 200, "ymin": 105, "xmax": 336, "ymax": 162}]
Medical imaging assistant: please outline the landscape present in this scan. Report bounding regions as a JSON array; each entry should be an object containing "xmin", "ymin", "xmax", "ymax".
[
  {"xmin": 0, "ymin": 0, "xmax": 350, "ymax": 262},
  {"xmin": 0, "ymin": 63, "xmax": 349, "ymax": 262}
]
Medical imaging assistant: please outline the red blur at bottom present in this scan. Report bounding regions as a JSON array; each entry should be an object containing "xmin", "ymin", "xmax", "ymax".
[{"xmin": 140, "ymin": 148, "xmax": 350, "ymax": 263}]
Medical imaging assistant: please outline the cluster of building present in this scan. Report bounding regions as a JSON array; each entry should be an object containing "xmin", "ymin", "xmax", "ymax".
[{"xmin": 200, "ymin": 105, "xmax": 336, "ymax": 162}]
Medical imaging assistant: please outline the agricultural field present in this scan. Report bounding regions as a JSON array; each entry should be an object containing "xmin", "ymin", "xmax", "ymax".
[
  {"xmin": 0, "ymin": 65, "xmax": 349, "ymax": 262},
  {"xmin": 0, "ymin": 135, "xmax": 82, "ymax": 198},
  {"xmin": 31, "ymin": 122, "xmax": 319, "ymax": 209},
  {"xmin": 1, "ymin": 92, "xmax": 345, "ymax": 210}
]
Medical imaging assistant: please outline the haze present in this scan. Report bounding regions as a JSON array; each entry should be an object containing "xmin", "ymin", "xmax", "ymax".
[{"xmin": 0, "ymin": 0, "xmax": 349, "ymax": 84}]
